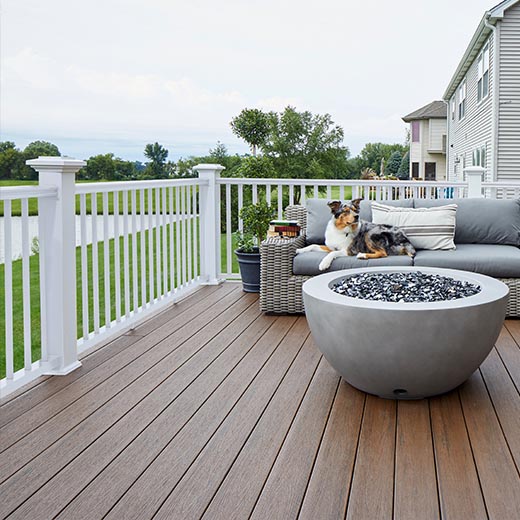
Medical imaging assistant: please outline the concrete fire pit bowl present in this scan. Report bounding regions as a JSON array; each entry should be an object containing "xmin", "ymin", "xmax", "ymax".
[{"xmin": 303, "ymin": 267, "xmax": 509, "ymax": 399}]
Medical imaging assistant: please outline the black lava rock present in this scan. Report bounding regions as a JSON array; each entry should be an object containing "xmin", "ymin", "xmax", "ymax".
[{"xmin": 331, "ymin": 272, "xmax": 481, "ymax": 303}]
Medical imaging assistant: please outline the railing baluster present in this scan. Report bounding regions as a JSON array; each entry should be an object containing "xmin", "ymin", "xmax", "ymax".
[
  {"xmin": 155, "ymin": 187, "xmax": 161, "ymax": 300},
  {"xmin": 252, "ymin": 184, "xmax": 258, "ymax": 204},
  {"xmin": 139, "ymin": 189, "xmax": 147, "ymax": 307},
  {"xmin": 326, "ymin": 185, "xmax": 332, "ymax": 199},
  {"xmin": 192, "ymin": 186, "xmax": 198, "ymax": 280},
  {"xmin": 148, "ymin": 188, "xmax": 154, "ymax": 302},
  {"xmin": 80, "ymin": 194, "xmax": 89, "ymax": 340},
  {"xmin": 238, "ymin": 184, "xmax": 244, "ymax": 232},
  {"xmin": 91, "ymin": 194, "xmax": 100, "ymax": 333},
  {"xmin": 181, "ymin": 185, "xmax": 187, "ymax": 286},
  {"xmin": 301, "ymin": 184, "xmax": 306, "ymax": 206},
  {"xmin": 313, "ymin": 185, "xmax": 318, "ymax": 198},
  {"xmin": 226, "ymin": 183, "xmax": 232, "ymax": 274},
  {"xmin": 277, "ymin": 184, "xmax": 283, "ymax": 218},
  {"xmin": 188, "ymin": 185, "xmax": 194, "ymax": 282},
  {"xmin": 123, "ymin": 190, "xmax": 130, "ymax": 317},
  {"xmin": 266, "ymin": 183, "xmax": 271, "ymax": 206},
  {"xmin": 103, "ymin": 192, "xmax": 111, "ymax": 328},
  {"xmin": 21, "ymin": 199, "xmax": 32, "ymax": 371},
  {"xmin": 4, "ymin": 200, "xmax": 14, "ymax": 379},
  {"xmin": 175, "ymin": 187, "xmax": 181, "ymax": 289},
  {"xmin": 169, "ymin": 187, "xmax": 175, "ymax": 293},
  {"xmin": 339, "ymin": 186, "xmax": 345, "ymax": 201},
  {"xmin": 289, "ymin": 184, "xmax": 294, "ymax": 206},
  {"xmin": 162, "ymin": 187, "xmax": 168, "ymax": 295},
  {"xmin": 113, "ymin": 192, "xmax": 121, "ymax": 323},
  {"xmin": 132, "ymin": 190, "xmax": 138, "ymax": 312}
]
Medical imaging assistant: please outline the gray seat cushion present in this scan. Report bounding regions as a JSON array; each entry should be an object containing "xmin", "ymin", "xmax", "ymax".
[
  {"xmin": 414, "ymin": 198, "xmax": 520, "ymax": 246},
  {"xmin": 305, "ymin": 198, "xmax": 413, "ymax": 245},
  {"xmin": 293, "ymin": 251, "xmax": 413, "ymax": 276},
  {"xmin": 413, "ymin": 243, "xmax": 520, "ymax": 278}
]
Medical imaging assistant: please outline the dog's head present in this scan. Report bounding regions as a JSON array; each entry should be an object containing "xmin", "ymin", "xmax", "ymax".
[{"xmin": 327, "ymin": 199, "xmax": 362, "ymax": 230}]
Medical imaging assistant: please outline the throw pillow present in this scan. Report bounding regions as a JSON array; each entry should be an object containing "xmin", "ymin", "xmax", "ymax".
[{"xmin": 371, "ymin": 202, "xmax": 457, "ymax": 250}]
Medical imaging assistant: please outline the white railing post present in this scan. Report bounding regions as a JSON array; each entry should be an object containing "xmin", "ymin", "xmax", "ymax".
[
  {"xmin": 27, "ymin": 156, "xmax": 86, "ymax": 374},
  {"xmin": 464, "ymin": 166, "xmax": 485, "ymax": 198},
  {"xmin": 194, "ymin": 163, "xmax": 225, "ymax": 285}
]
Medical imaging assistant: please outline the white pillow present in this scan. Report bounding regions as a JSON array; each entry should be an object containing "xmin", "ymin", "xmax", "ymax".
[{"xmin": 371, "ymin": 202, "xmax": 457, "ymax": 250}]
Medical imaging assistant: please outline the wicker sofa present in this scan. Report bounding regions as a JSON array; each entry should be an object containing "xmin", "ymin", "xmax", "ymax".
[{"xmin": 260, "ymin": 198, "xmax": 520, "ymax": 317}]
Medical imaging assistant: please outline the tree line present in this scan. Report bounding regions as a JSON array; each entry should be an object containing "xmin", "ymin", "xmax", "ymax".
[{"xmin": 0, "ymin": 106, "xmax": 410, "ymax": 182}]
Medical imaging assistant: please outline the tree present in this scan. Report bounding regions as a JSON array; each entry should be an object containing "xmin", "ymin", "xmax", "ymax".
[
  {"xmin": 144, "ymin": 142, "xmax": 169, "ymax": 178},
  {"xmin": 357, "ymin": 142, "xmax": 408, "ymax": 173},
  {"xmin": 386, "ymin": 151, "xmax": 403, "ymax": 176},
  {"xmin": 230, "ymin": 108, "xmax": 272, "ymax": 156},
  {"xmin": 236, "ymin": 155, "xmax": 276, "ymax": 179},
  {"xmin": 397, "ymin": 151, "xmax": 410, "ymax": 180},
  {"xmin": 22, "ymin": 140, "xmax": 61, "ymax": 179},
  {"xmin": 0, "ymin": 142, "xmax": 23, "ymax": 179}
]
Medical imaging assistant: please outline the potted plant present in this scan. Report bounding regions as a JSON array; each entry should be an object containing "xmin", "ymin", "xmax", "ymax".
[{"xmin": 234, "ymin": 201, "xmax": 273, "ymax": 292}]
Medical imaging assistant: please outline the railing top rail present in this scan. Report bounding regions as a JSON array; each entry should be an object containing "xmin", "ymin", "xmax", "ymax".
[
  {"xmin": 482, "ymin": 181, "xmax": 520, "ymax": 187},
  {"xmin": 217, "ymin": 177, "xmax": 468, "ymax": 188},
  {"xmin": 0, "ymin": 185, "xmax": 57, "ymax": 201},
  {"xmin": 75, "ymin": 178, "xmax": 207, "ymax": 194}
]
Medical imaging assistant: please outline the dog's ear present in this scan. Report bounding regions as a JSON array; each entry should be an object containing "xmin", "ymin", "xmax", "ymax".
[
  {"xmin": 351, "ymin": 198, "xmax": 362, "ymax": 212},
  {"xmin": 327, "ymin": 200, "xmax": 342, "ymax": 214}
]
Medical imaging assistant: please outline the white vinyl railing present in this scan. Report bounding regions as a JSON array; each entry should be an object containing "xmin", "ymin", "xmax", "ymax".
[{"xmin": 2, "ymin": 160, "xmax": 520, "ymax": 397}]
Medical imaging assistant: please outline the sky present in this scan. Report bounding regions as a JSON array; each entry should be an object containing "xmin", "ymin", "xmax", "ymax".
[{"xmin": 0, "ymin": 0, "xmax": 495, "ymax": 162}]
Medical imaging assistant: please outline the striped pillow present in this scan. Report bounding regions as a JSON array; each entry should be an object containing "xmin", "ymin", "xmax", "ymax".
[{"xmin": 371, "ymin": 202, "xmax": 457, "ymax": 250}]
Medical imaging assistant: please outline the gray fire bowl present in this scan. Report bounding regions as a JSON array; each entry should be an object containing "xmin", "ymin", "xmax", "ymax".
[{"xmin": 303, "ymin": 267, "xmax": 509, "ymax": 399}]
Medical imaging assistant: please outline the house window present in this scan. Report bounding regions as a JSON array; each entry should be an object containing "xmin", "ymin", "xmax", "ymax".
[
  {"xmin": 411, "ymin": 121, "xmax": 420, "ymax": 142},
  {"xmin": 425, "ymin": 163, "xmax": 436, "ymax": 181},
  {"xmin": 451, "ymin": 99, "xmax": 455, "ymax": 121},
  {"xmin": 458, "ymin": 80, "xmax": 466, "ymax": 120},
  {"xmin": 472, "ymin": 145, "xmax": 487, "ymax": 167},
  {"xmin": 412, "ymin": 162, "xmax": 419, "ymax": 178},
  {"xmin": 477, "ymin": 44, "xmax": 490, "ymax": 102}
]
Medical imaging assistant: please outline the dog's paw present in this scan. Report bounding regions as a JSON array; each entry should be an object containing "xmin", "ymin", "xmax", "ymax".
[
  {"xmin": 319, "ymin": 259, "xmax": 331, "ymax": 271},
  {"xmin": 356, "ymin": 252, "xmax": 368, "ymax": 260}
]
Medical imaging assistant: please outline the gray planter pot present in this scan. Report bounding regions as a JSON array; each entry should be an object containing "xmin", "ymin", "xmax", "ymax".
[{"xmin": 235, "ymin": 248, "xmax": 260, "ymax": 293}]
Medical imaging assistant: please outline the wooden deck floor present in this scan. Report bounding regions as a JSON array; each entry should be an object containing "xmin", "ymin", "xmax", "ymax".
[{"xmin": 1, "ymin": 282, "xmax": 520, "ymax": 519}]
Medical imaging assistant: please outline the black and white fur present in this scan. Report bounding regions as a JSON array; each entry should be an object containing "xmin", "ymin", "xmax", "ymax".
[{"xmin": 296, "ymin": 199, "xmax": 416, "ymax": 271}]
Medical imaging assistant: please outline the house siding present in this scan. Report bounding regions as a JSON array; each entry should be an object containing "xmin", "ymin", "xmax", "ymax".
[
  {"xmin": 497, "ymin": 1, "xmax": 520, "ymax": 180},
  {"xmin": 448, "ymin": 35, "xmax": 494, "ymax": 182},
  {"xmin": 408, "ymin": 119, "xmax": 447, "ymax": 180}
]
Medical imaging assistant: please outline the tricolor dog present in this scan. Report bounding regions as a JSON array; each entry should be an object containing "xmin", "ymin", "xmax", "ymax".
[{"xmin": 296, "ymin": 199, "xmax": 416, "ymax": 271}]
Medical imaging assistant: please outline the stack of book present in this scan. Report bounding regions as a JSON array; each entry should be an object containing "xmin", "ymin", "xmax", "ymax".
[{"xmin": 268, "ymin": 220, "xmax": 301, "ymax": 238}]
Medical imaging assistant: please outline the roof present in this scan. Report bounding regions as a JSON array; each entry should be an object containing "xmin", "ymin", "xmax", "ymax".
[
  {"xmin": 402, "ymin": 101, "xmax": 447, "ymax": 122},
  {"xmin": 443, "ymin": 0, "xmax": 520, "ymax": 100}
]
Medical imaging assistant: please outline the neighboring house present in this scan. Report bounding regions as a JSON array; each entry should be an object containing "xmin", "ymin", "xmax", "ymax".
[
  {"xmin": 402, "ymin": 101, "xmax": 447, "ymax": 181},
  {"xmin": 444, "ymin": 0, "xmax": 520, "ymax": 182}
]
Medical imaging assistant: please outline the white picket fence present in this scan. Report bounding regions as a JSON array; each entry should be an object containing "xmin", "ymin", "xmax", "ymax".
[{"xmin": 1, "ymin": 159, "xmax": 518, "ymax": 396}]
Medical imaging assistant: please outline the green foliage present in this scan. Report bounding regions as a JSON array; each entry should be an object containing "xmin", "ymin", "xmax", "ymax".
[
  {"xmin": 236, "ymin": 155, "xmax": 276, "ymax": 179},
  {"xmin": 0, "ymin": 143, "xmax": 23, "ymax": 180},
  {"xmin": 21, "ymin": 141, "xmax": 61, "ymax": 180},
  {"xmin": 397, "ymin": 151, "xmax": 410, "ymax": 180},
  {"xmin": 358, "ymin": 142, "xmax": 408, "ymax": 174},
  {"xmin": 262, "ymin": 106, "xmax": 350, "ymax": 182},
  {"xmin": 230, "ymin": 109, "xmax": 272, "ymax": 156},
  {"xmin": 144, "ymin": 142, "xmax": 169, "ymax": 178},
  {"xmin": 386, "ymin": 151, "xmax": 403, "ymax": 176},
  {"xmin": 236, "ymin": 201, "xmax": 274, "ymax": 252},
  {"xmin": 77, "ymin": 154, "xmax": 140, "ymax": 181}
]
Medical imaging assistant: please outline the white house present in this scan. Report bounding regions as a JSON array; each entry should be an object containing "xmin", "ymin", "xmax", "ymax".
[
  {"xmin": 444, "ymin": 0, "xmax": 520, "ymax": 182},
  {"xmin": 402, "ymin": 101, "xmax": 447, "ymax": 180}
]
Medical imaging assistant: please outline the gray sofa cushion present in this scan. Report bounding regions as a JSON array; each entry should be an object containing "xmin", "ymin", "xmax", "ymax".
[
  {"xmin": 414, "ymin": 244, "xmax": 520, "ymax": 278},
  {"xmin": 293, "ymin": 251, "xmax": 413, "ymax": 276},
  {"xmin": 305, "ymin": 198, "xmax": 413, "ymax": 245},
  {"xmin": 414, "ymin": 198, "xmax": 520, "ymax": 246}
]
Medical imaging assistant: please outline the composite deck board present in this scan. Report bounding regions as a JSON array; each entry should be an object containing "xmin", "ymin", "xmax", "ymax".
[
  {"xmin": 0, "ymin": 285, "xmax": 242, "ymax": 477},
  {"xmin": 1, "ymin": 291, "xmax": 259, "ymax": 518},
  {"xmin": 430, "ymin": 391, "xmax": 488, "ymax": 519},
  {"xmin": 2, "ymin": 286, "xmax": 520, "ymax": 520},
  {"xmin": 345, "ymin": 395, "xmax": 397, "ymax": 520},
  {"xmin": 394, "ymin": 400, "xmax": 440, "ymax": 520},
  {"xmin": 0, "ymin": 283, "xmax": 239, "ymax": 455},
  {"xmin": 298, "ymin": 382, "xmax": 365, "ymax": 520},
  {"xmin": 0, "ymin": 284, "xmax": 222, "ymax": 417}
]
